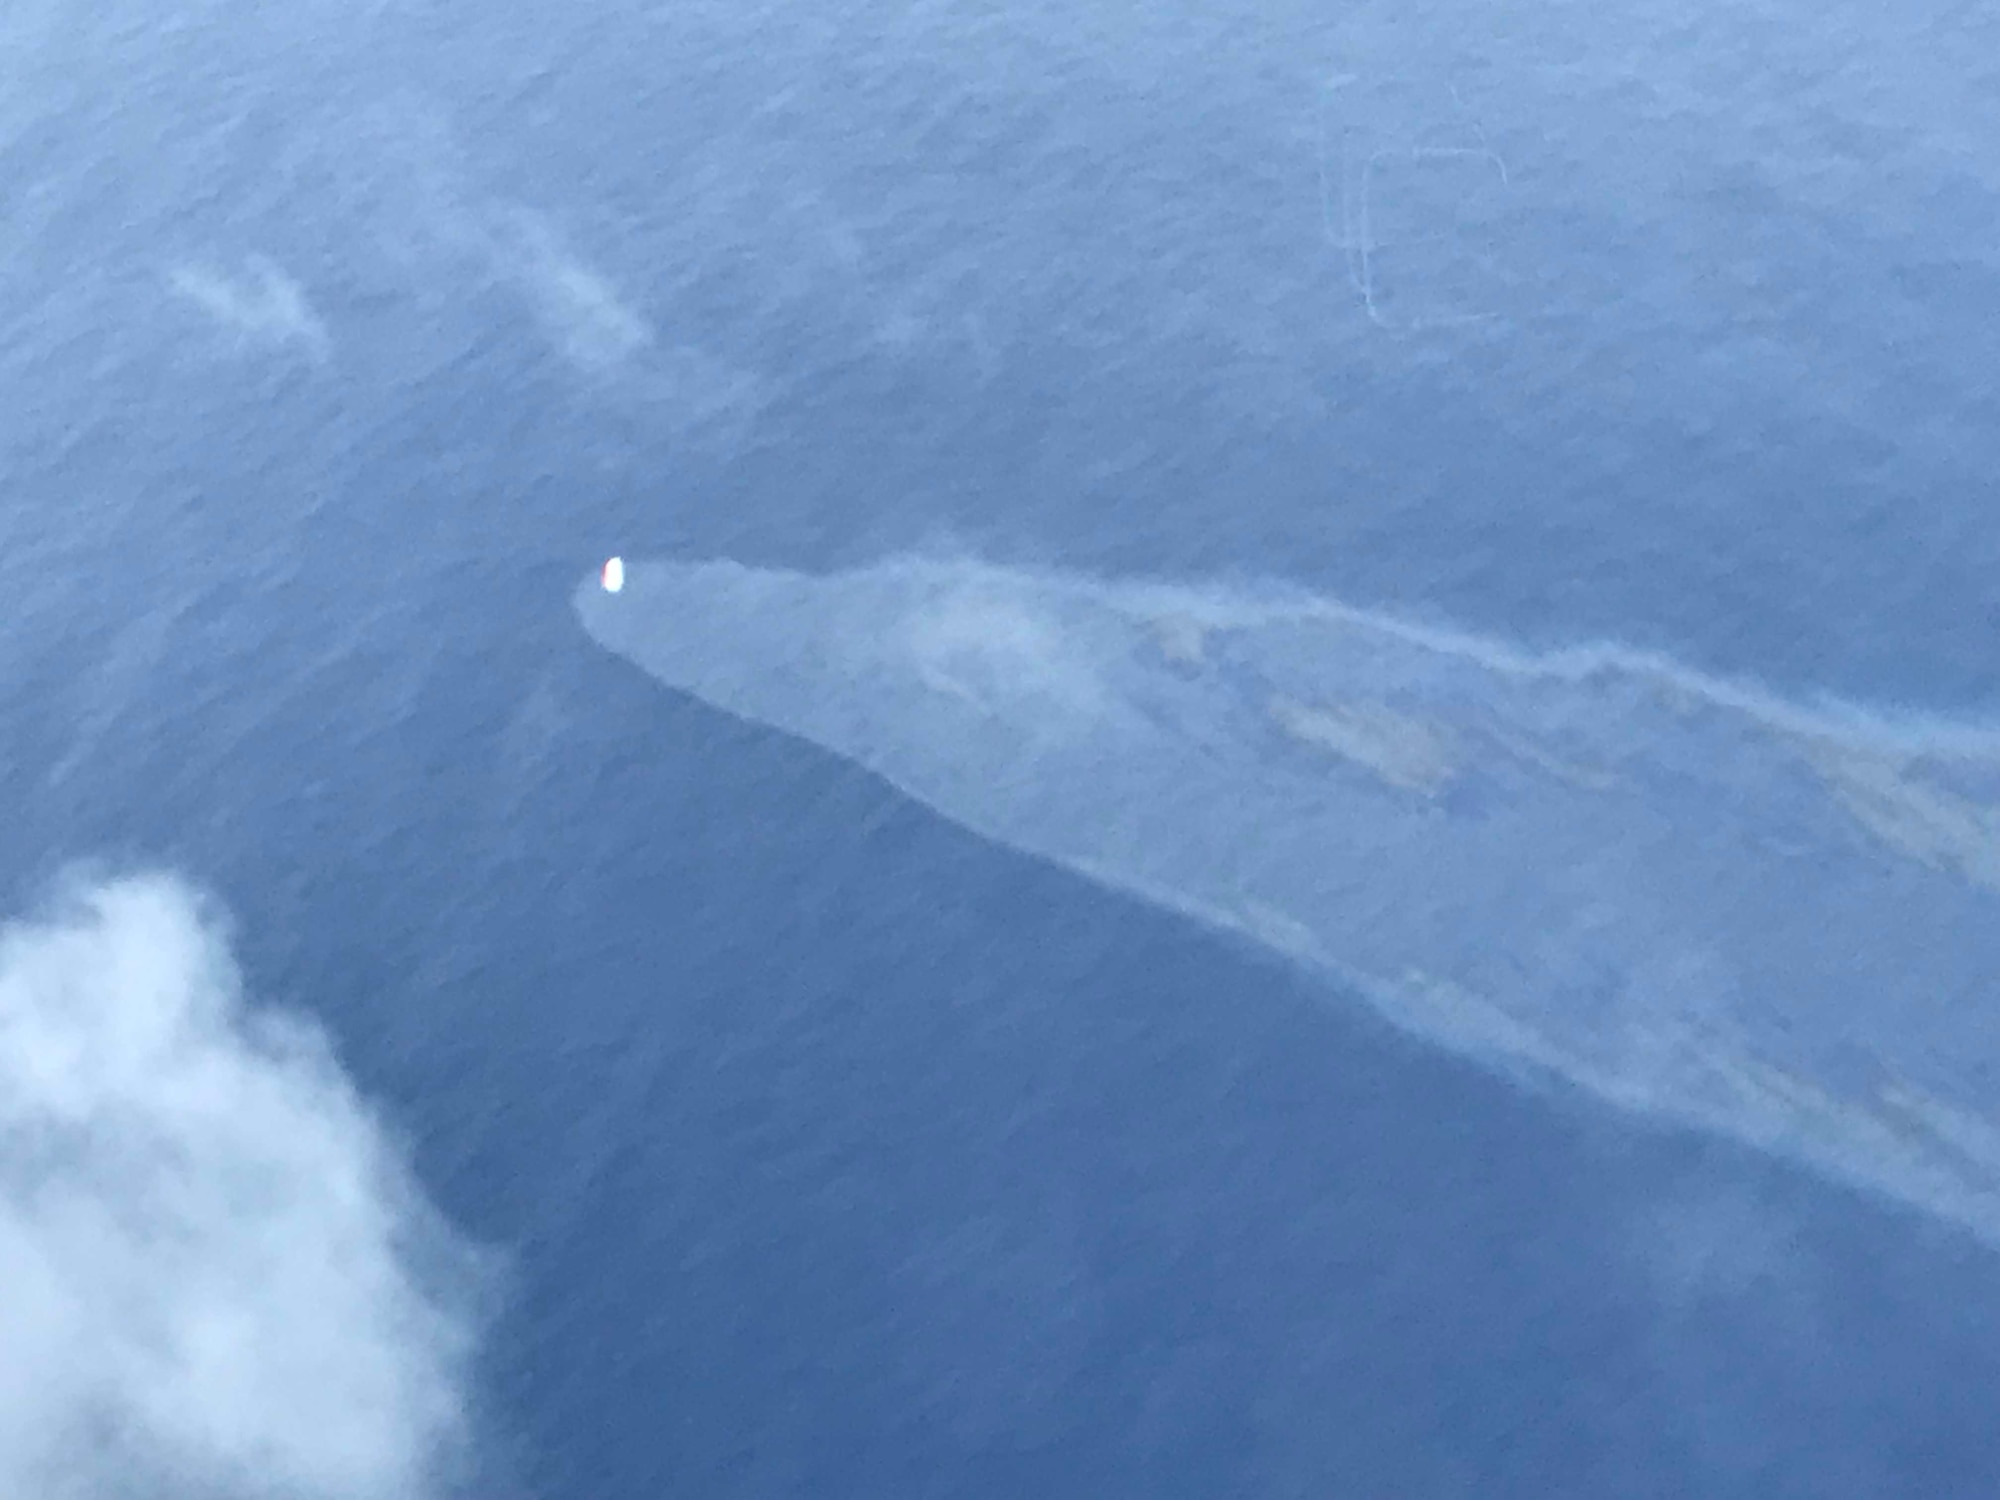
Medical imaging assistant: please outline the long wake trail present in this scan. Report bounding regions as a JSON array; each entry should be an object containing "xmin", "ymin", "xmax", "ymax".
[{"xmin": 577, "ymin": 552, "xmax": 2000, "ymax": 1247}]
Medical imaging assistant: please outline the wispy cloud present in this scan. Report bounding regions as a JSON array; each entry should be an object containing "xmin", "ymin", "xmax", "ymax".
[
  {"xmin": 478, "ymin": 205, "xmax": 770, "ymax": 436},
  {"xmin": 486, "ymin": 208, "xmax": 652, "ymax": 373},
  {"xmin": 167, "ymin": 255, "xmax": 332, "ymax": 362},
  {"xmin": 0, "ymin": 873, "xmax": 488, "ymax": 1500},
  {"xmin": 293, "ymin": 94, "xmax": 771, "ymax": 439}
]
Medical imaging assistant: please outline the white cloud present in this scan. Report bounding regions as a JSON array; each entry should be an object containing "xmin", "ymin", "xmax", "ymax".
[
  {"xmin": 0, "ymin": 873, "xmax": 488, "ymax": 1500},
  {"xmin": 480, "ymin": 206, "xmax": 769, "ymax": 428},
  {"xmin": 168, "ymin": 256, "xmax": 332, "ymax": 362},
  {"xmin": 486, "ymin": 208, "xmax": 651, "ymax": 372}
]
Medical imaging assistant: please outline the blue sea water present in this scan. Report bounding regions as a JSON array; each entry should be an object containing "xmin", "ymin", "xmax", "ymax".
[{"xmin": 5, "ymin": 0, "xmax": 2000, "ymax": 1495}]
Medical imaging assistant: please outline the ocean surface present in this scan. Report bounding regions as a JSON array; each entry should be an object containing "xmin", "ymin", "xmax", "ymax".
[{"xmin": 4, "ymin": 1, "xmax": 2000, "ymax": 1496}]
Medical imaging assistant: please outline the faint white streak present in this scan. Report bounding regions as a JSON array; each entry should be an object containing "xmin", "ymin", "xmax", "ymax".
[
  {"xmin": 486, "ymin": 208, "xmax": 652, "ymax": 372},
  {"xmin": 167, "ymin": 256, "xmax": 331, "ymax": 363},
  {"xmin": 1266, "ymin": 694, "xmax": 1459, "ymax": 795},
  {"xmin": 477, "ymin": 203, "xmax": 768, "ymax": 433}
]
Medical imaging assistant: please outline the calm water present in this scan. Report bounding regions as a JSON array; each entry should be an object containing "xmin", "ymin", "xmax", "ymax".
[{"xmin": 4, "ymin": 0, "xmax": 2000, "ymax": 1494}]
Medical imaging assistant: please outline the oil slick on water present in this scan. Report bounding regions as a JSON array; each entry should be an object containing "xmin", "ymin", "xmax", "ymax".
[{"xmin": 577, "ymin": 553, "xmax": 2000, "ymax": 1248}]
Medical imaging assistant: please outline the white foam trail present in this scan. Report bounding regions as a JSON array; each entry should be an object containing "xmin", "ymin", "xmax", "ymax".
[
  {"xmin": 576, "ymin": 553, "xmax": 2000, "ymax": 1247},
  {"xmin": 0, "ymin": 874, "xmax": 487, "ymax": 1499}
]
